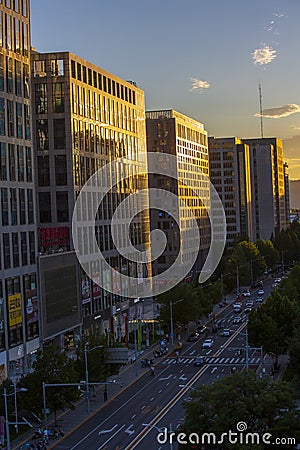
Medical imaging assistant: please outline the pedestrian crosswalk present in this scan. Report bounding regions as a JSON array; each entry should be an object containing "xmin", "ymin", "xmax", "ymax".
[{"xmin": 162, "ymin": 356, "xmax": 261, "ymax": 366}]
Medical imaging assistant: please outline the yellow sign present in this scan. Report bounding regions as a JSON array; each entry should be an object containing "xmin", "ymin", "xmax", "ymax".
[{"xmin": 8, "ymin": 293, "xmax": 22, "ymax": 327}]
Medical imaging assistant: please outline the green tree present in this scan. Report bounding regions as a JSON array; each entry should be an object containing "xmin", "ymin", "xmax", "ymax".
[
  {"xmin": 288, "ymin": 326, "xmax": 300, "ymax": 379},
  {"xmin": 248, "ymin": 291, "xmax": 300, "ymax": 366},
  {"xmin": 256, "ymin": 239, "xmax": 280, "ymax": 269},
  {"xmin": 180, "ymin": 371, "xmax": 300, "ymax": 449},
  {"xmin": 18, "ymin": 345, "xmax": 79, "ymax": 425}
]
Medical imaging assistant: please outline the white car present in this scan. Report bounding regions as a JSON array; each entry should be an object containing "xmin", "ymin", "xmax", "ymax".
[
  {"xmin": 274, "ymin": 277, "xmax": 281, "ymax": 283},
  {"xmin": 242, "ymin": 290, "xmax": 251, "ymax": 297},
  {"xmin": 257, "ymin": 289, "xmax": 264, "ymax": 296},
  {"xmin": 202, "ymin": 338, "xmax": 214, "ymax": 349},
  {"xmin": 256, "ymin": 297, "xmax": 263, "ymax": 303}
]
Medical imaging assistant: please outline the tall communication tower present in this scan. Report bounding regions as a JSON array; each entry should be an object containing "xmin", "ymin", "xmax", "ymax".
[{"xmin": 259, "ymin": 83, "xmax": 264, "ymax": 138}]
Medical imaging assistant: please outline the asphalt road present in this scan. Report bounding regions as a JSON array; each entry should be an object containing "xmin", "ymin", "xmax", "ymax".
[{"xmin": 51, "ymin": 277, "xmax": 275, "ymax": 450}]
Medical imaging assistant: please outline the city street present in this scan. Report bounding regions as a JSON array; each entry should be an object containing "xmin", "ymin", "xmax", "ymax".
[{"xmin": 49, "ymin": 277, "xmax": 274, "ymax": 450}]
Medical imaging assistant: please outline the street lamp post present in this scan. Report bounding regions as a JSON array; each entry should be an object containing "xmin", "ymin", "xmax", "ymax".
[
  {"xmin": 3, "ymin": 386, "xmax": 28, "ymax": 450},
  {"xmin": 170, "ymin": 299, "xmax": 183, "ymax": 349},
  {"xmin": 84, "ymin": 343, "xmax": 104, "ymax": 414}
]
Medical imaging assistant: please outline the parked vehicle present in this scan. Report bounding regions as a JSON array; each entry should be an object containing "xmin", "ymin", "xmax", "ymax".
[
  {"xmin": 221, "ymin": 328, "xmax": 230, "ymax": 337},
  {"xmin": 202, "ymin": 338, "xmax": 214, "ymax": 349}
]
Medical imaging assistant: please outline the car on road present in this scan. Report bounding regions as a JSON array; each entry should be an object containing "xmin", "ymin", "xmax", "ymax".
[
  {"xmin": 274, "ymin": 277, "xmax": 281, "ymax": 283},
  {"xmin": 188, "ymin": 332, "xmax": 200, "ymax": 342},
  {"xmin": 244, "ymin": 305, "xmax": 252, "ymax": 313},
  {"xmin": 242, "ymin": 290, "xmax": 251, "ymax": 297},
  {"xmin": 257, "ymin": 289, "xmax": 264, "ymax": 296},
  {"xmin": 233, "ymin": 316, "xmax": 242, "ymax": 324},
  {"xmin": 221, "ymin": 328, "xmax": 231, "ymax": 337},
  {"xmin": 194, "ymin": 356, "xmax": 204, "ymax": 367},
  {"xmin": 246, "ymin": 301, "xmax": 254, "ymax": 307},
  {"xmin": 256, "ymin": 297, "xmax": 263, "ymax": 303},
  {"xmin": 233, "ymin": 303, "xmax": 242, "ymax": 313},
  {"xmin": 202, "ymin": 338, "xmax": 214, "ymax": 349},
  {"xmin": 272, "ymin": 283, "xmax": 278, "ymax": 288}
]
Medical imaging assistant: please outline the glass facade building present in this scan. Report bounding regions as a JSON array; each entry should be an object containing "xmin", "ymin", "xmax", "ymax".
[{"xmin": 0, "ymin": 0, "xmax": 39, "ymax": 381}]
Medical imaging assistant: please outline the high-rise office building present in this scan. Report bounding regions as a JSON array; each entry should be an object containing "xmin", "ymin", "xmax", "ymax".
[
  {"xmin": 0, "ymin": 0, "xmax": 39, "ymax": 381},
  {"xmin": 146, "ymin": 110, "xmax": 210, "ymax": 279},
  {"xmin": 283, "ymin": 162, "xmax": 290, "ymax": 223},
  {"xmin": 243, "ymin": 138, "xmax": 288, "ymax": 240},
  {"xmin": 208, "ymin": 137, "xmax": 253, "ymax": 246},
  {"xmin": 31, "ymin": 51, "xmax": 150, "ymax": 346}
]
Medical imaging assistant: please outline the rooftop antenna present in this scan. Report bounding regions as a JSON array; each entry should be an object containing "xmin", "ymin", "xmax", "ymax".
[{"xmin": 259, "ymin": 82, "xmax": 264, "ymax": 138}]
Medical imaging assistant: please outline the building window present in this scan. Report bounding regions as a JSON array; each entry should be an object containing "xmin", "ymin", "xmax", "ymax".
[
  {"xmin": 24, "ymin": 104, "xmax": 30, "ymax": 140},
  {"xmin": 5, "ymin": 14, "xmax": 12, "ymax": 49},
  {"xmin": 16, "ymin": 102, "xmax": 23, "ymax": 138},
  {"xmin": 51, "ymin": 59, "xmax": 64, "ymax": 76},
  {"xmin": 77, "ymin": 63, "xmax": 81, "ymax": 81},
  {"xmin": 27, "ymin": 189, "xmax": 33, "ymax": 223},
  {"xmin": 39, "ymin": 192, "xmax": 51, "ymax": 223},
  {"xmin": 53, "ymin": 82, "xmax": 64, "ymax": 113},
  {"xmin": 53, "ymin": 118, "xmax": 65, "ymax": 149},
  {"xmin": 12, "ymin": 233, "xmax": 19, "ymax": 267},
  {"xmin": 33, "ymin": 60, "xmax": 46, "ymax": 78},
  {"xmin": 82, "ymin": 65, "xmax": 87, "ymax": 83},
  {"xmin": 0, "ymin": 12, "xmax": 3, "ymax": 49},
  {"xmin": 71, "ymin": 60, "xmax": 76, "ymax": 78},
  {"xmin": 7, "ymin": 101, "xmax": 14, "ymax": 136},
  {"xmin": 35, "ymin": 83, "xmax": 47, "ymax": 114},
  {"xmin": 23, "ymin": 63, "xmax": 29, "ymax": 97},
  {"xmin": 22, "ymin": 0, "xmax": 27, "ymax": 16},
  {"xmin": 15, "ymin": 59, "xmax": 22, "ymax": 96},
  {"xmin": 25, "ymin": 146, "xmax": 32, "ymax": 182},
  {"xmin": 10, "ymin": 187, "xmax": 17, "ymax": 225},
  {"xmin": 29, "ymin": 231, "xmax": 35, "ymax": 264},
  {"xmin": 0, "ymin": 98, "xmax": 5, "ymax": 134},
  {"xmin": 13, "ymin": 0, "xmax": 19, "ymax": 12},
  {"xmin": 21, "ymin": 232, "xmax": 27, "ymax": 265},
  {"xmin": 17, "ymin": 145, "xmax": 24, "ymax": 181},
  {"xmin": 14, "ymin": 18, "xmax": 20, "ymax": 53},
  {"xmin": 36, "ymin": 119, "xmax": 48, "ymax": 150},
  {"xmin": 19, "ymin": 188, "xmax": 25, "ymax": 224},
  {"xmin": 1, "ymin": 187, "xmax": 8, "ymax": 225},
  {"xmin": 5, "ymin": 0, "xmax": 11, "ymax": 7},
  {"xmin": 22, "ymin": 22, "xmax": 28, "ymax": 56},
  {"xmin": 56, "ymin": 191, "xmax": 69, "ymax": 222},
  {"xmin": 6, "ymin": 56, "xmax": 13, "ymax": 93},
  {"xmin": 9, "ymin": 144, "xmax": 15, "ymax": 181},
  {"xmin": 0, "ymin": 142, "xmax": 6, "ymax": 180},
  {"xmin": 55, "ymin": 154, "xmax": 67, "ymax": 185},
  {"xmin": 3, "ymin": 233, "xmax": 10, "ymax": 269},
  {"xmin": 37, "ymin": 155, "xmax": 50, "ymax": 186}
]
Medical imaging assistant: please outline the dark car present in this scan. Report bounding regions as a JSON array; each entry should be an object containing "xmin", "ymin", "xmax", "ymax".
[
  {"xmin": 194, "ymin": 356, "xmax": 204, "ymax": 367},
  {"xmin": 188, "ymin": 332, "xmax": 200, "ymax": 342}
]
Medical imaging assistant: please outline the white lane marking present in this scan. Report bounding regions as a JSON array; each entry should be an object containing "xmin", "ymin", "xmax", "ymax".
[
  {"xmin": 224, "ymin": 358, "xmax": 230, "ymax": 364},
  {"xmin": 150, "ymin": 397, "xmax": 155, "ymax": 402},
  {"xmin": 98, "ymin": 424, "xmax": 118, "ymax": 435},
  {"xmin": 219, "ymin": 358, "xmax": 225, "ymax": 364},
  {"xmin": 158, "ymin": 389, "xmax": 162, "ymax": 394},
  {"xmin": 211, "ymin": 367, "xmax": 217, "ymax": 374},
  {"xmin": 167, "ymin": 359, "xmax": 175, "ymax": 364},
  {"xmin": 179, "ymin": 374, "xmax": 187, "ymax": 381},
  {"xmin": 141, "ymin": 405, "xmax": 146, "ymax": 410},
  {"xmin": 229, "ymin": 358, "xmax": 235, "ymax": 363},
  {"xmin": 166, "ymin": 382, "xmax": 170, "ymax": 386},
  {"xmin": 131, "ymin": 414, "xmax": 136, "ymax": 419},
  {"xmin": 159, "ymin": 375, "xmax": 172, "ymax": 382},
  {"xmin": 97, "ymin": 424, "xmax": 126, "ymax": 450},
  {"xmin": 125, "ymin": 424, "xmax": 135, "ymax": 436},
  {"xmin": 189, "ymin": 350, "xmax": 196, "ymax": 355}
]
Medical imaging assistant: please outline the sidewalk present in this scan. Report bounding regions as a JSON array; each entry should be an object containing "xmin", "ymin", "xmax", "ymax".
[{"xmin": 11, "ymin": 293, "xmax": 237, "ymax": 450}]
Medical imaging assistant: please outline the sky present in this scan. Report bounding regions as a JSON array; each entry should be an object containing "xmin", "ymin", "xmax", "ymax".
[{"xmin": 31, "ymin": 0, "xmax": 300, "ymax": 179}]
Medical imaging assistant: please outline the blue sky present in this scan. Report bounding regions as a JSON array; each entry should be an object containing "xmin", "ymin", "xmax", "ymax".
[{"xmin": 31, "ymin": 0, "xmax": 300, "ymax": 178}]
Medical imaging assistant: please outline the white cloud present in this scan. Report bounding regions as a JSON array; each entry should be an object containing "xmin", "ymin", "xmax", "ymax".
[
  {"xmin": 255, "ymin": 104, "xmax": 300, "ymax": 119},
  {"xmin": 252, "ymin": 44, "xmax": 277, "ymax": 65},
  {"xmin": 190, "ymin": 78, "xmax": 211, "ymax": 92}
]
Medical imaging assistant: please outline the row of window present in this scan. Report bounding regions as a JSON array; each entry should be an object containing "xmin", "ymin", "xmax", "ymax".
[
  {"xmin": 37, "ymin": 154, "xmax": 67, "ymax": 187},
  {"xmin": 0, "ymin": 11, "xmax": 29, "ymax": 55},
  {"xmin": 0, "ymin": 54, "xmax": 30, "ymax": 97},
  {"xmin": 0, "ymin": 98, "xmax": 31, "ymax": 138},
  {"xmin": 36, "ymin": 118, "xmax": 65, "ymax": 150},
  {"xmin": 35, "ymin": 82, "xmax": 64, "ymax": 114},
  {"xmin": 177, "ymin": 124, "xmax": 207, "ymax": 146},
  {"xmin": 1, "ymin": 229, "xmax": 35, "ymax": 270},
  {"xmin": 71, "ymin": 84, "xmax": 137, "ymax": 132},
  {"xmin": 0, "ymin": 186, "xmax": 34, "ymax": 226},
  {"xmin": 0, "ymin": 143, "xmax": 32, "ymax": 181},
  {"xmin": 38, "ymin": 191, "xmax": 69, "ymax": 224},
  {"xmin": 70, "ymin": 59, "xmax": 136, "ymax": 105},
  {"xmin": 0, "ymin": 0, "xmax": 28, "ymax": 16},
  {"xmin": 72, "ymin": 120, "xmax": 139, "ymax": 159}
]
